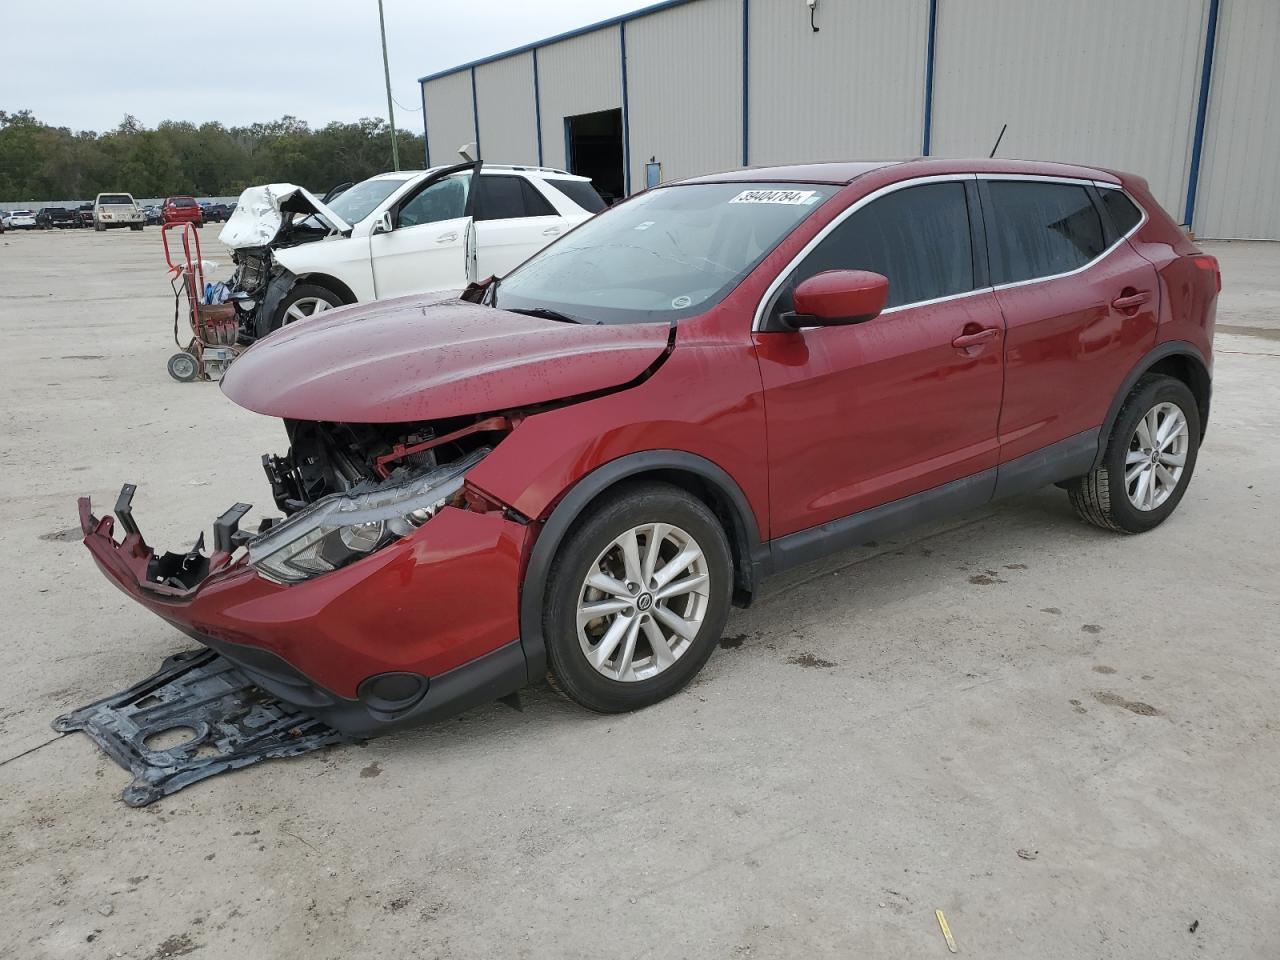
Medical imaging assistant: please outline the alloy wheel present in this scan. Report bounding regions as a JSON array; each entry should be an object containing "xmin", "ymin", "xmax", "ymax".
[
  {"xmin": 577, "ymin": 522, "xmax": 710, "ymax": 682},
  {"xmin": 283, "ymin": 297, "xmax": 333, "ymax": 324},
  {"xmin": 1125, "ymin": 401, "xmax": 1189, "ymax": 511}
]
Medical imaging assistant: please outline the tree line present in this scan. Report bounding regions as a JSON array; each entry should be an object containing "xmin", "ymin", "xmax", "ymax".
[{"xmin": 0, "ymin": 110, "xmax": 425, "ymax": 201}]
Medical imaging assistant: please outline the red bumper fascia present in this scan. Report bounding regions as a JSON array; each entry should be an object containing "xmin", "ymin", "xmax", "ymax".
[{"xmin": 78, "ymin": 494, "xmax": 531, "ymax": 700}]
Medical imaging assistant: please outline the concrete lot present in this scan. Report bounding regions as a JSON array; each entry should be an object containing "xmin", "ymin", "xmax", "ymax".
[{"xmin": 0, "ymin": 227, "xmax": 1276, "ymax": 959}]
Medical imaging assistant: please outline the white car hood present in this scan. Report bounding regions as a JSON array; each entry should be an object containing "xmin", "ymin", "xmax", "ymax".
[{"xmin": 218, "ymin": 183, "xmax": 353, "ymax": 249}]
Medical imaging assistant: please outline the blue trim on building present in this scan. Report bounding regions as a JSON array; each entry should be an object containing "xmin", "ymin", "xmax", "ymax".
[
  {"xmin": 418, "ymin": 0, "xmax": 700, "ymax": 83},
  {"xmin": 470, "ymin": 67, "xmax": 482, "ymax": 157},
  {"xmin": 422, "ymin": 88, "xmax": 431, "ymax": 167},
  {"xmin": 741, "ymin": 0, "xmax": 749, "ymax": 167},
  {"xmin": 1183, "ymin": 0, "xmax": 1220, "ymax": 228},
  {"xmin": 532, "ymin": 48, "xmax": 544, "ymax": 166},
  {"xmin": 922, "ymin": 0, "xmax": 938, "ymax": 155},
  {"xmin": 620, "ymin": 22, "xmax": 632, "ymax": 196},
  {"xmin": 563, "ymin": 118, "xmax": 573, "ymax": 175}
]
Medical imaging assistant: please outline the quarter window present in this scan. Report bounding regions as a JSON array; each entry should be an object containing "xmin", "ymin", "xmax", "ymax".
[
  {"xmin": 773, "ymin": 181, "xmax": 975, "ymax": 315},
  {"xmin": 1098, "ymin": 188, "xmax": 1142, "ymax": 239},
  {"xmin": 986, "ymin": 181, "xmax": 1107, "ymax": 285}
]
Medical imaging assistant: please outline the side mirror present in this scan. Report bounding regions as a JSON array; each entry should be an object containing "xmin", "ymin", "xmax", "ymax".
[
  {"xmin": 775, "ymin": 270, "xmax": 889, "ymax": 330},
  {"xmin": 372, "ymin": 211, "xmax": 393, "ymax": 235}
]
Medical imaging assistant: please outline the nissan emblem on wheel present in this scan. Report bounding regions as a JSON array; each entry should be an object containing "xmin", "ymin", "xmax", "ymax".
[{"xmin": 75, "ymin": 157, "xmax": 1217, "ymax": 743}]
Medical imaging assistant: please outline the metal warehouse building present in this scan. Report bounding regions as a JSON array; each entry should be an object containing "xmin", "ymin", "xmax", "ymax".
[{"xmin": 420, "ymin": 0, "xmax": 1280, "ymax": 239}]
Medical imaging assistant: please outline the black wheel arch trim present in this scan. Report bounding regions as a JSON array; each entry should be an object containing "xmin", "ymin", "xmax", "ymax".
[
  {"xmin": 1093, "ymin": 340, "xmax": 1211, "ymax": 470},
  {"xmin": 516, "ymin": 451, "xmax": 766, "ymax": 683}
]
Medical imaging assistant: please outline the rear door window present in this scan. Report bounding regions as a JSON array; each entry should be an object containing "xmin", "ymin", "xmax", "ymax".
[
  {"xmin": 520, "ymin": 179, "xmax": 558, "ymax": 217},
  {"xmin": 774, "ymin": 180, "xmax": 975, "ymax": 314},
  {"xmin": 986, "ymin": 181, "xmax": 1107, "ymax": 285},
  {"xmin": 475, "ymin": 176, "xmax": 528, "ymax": 221}
]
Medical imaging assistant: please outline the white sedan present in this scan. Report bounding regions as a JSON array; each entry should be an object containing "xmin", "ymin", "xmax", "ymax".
[{"xmin": 220, "ymin": 161, "xmax": 606, "ymax": 336}]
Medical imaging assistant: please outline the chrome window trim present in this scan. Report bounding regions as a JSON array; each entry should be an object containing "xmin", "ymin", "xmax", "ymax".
[
  {"xmin": 752, "ymin": 173, "xmax": 1148, "ymax": 332},
  {"xmin": 986, "ymin": 179, "xmax": 1148, "ymax": 293}
]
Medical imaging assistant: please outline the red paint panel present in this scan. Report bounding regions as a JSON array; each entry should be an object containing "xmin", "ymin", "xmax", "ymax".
[
  {"xmin": 83, "ymin": 507, "xmax": 525, "ymax": 698},
  {"xmin": 996, "ymin": 246, "xmax": 1158, "ymax": 460},
  {"xmin": 755, "ymin": 292, "xmax": 1005, "ymax": 535},
  {"xmin": 221, "ymin": 297, "xmax": 670, "ymax": 424}
]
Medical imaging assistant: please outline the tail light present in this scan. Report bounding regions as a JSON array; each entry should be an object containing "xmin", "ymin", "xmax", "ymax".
[{"xmin": 1192, "ymin": 255, "xmax": 1221, "ymax": 292}]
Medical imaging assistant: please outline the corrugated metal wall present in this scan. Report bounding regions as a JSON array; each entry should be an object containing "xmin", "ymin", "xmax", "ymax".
[
  {"xmin": 748, "ymin": 0, "xmax": 928, "ymax": 165},
  {"xmin": 475, "ymin": 52, "xmax": 540, "ymax": 166},
  {"xmin": 535, "ymin": 26, "xmax": 624, "ymax": 171},
  {"xmin": 625, "ymin": 0, "xmax": 742, "ymax": 188},
  {"xmin": 930, "ymin": 0, "xmax": 1209, "ymax": 219},
  {"xmin": 419, "ymin": 0, "xmax": 1278, "ymax": 237},
  {"xmin": 423, "ymin": 70, "xmax": 476, "ymax": 168},
  {"xmin": 1194, "ymin": 0, "xmax": 1280, "ymax": 239}
]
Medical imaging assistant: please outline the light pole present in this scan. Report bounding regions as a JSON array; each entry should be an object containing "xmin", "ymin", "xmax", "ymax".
[{"xmin": 377, "ymin": 0, "xmax": 400, "ymax": 171}]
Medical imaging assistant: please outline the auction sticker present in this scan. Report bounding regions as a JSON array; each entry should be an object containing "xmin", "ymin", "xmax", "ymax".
[{"xmin": 729, "ymin": 189, "xmax": 818, "ymax": 205}]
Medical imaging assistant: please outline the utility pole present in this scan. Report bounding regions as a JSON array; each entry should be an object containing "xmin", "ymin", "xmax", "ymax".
[{"xmin": 377, "ymin": 0, "xmax": 400, "ymax": 171}]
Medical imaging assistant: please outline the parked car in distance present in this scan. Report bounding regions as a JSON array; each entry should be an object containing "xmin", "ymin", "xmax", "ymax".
[
  {"xmin": 219, "ymin": 163, "xmax": 606, "ymax": 336},
  {"xmin": 202, "ymin": 202, "xmax": 232, "ymax": 223},
  {"xmin": 163, "ymin": 196, "xmax": 204, "ymax": 227},
  {"xmin": 36, "ymin": 206, "xmax": 76, "ymax": 229},
  {"xmin": 94, "ymin": 193, "xmax": 145, "ymax": 231},
  {"xmin": 5, "ymin": 209, "xmax": 38, "ymax": 230},
  {"xmin": 81, "ymin": 157, "xmax": 1217, "ymax": 737},
  {"xmin": 76, "ymin": 203, "xmax": 95, "ymax": 228}
]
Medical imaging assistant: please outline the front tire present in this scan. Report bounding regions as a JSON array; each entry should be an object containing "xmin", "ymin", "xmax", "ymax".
[
  {"xmin": 543, "ymin": 482, "xmax": 733, "ymax": 713},
  {"xmin": 271, "ymin": 283, "xmax": 343, "ymax": 331},
  {"xmin": 1069, "ymin": 374, "xmax": 1200, "ymax": 533}
]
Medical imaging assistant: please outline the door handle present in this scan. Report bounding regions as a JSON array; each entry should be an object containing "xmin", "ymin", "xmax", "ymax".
[
  {"xmin": 541, "ymin": 227, "xmax": 562, "ymax": 237},
  {"xmin": 1111, "ymin": 290, "xmax": 1152, "ymax": 311},
  {"xmin": 436, "ymin": 232, "xmax": 458, "ymax": 243},
  {"xmin": 951, "ymin": 327, "xmax": 1000, "ymax": 348}
]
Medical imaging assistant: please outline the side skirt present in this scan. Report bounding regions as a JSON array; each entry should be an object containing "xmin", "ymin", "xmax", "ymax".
[{"xmin": 766, "ymin": 429, "xmax": 1100, "ymax": 576}]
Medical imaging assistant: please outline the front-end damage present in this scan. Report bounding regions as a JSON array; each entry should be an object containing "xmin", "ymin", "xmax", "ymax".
[
  {"xmin": 219, "ymin": 183, "xmax": 351, "ymax": 340},
  {"xmin": 78, "ymin": 412, "xmax": 532, "ymax": 740}
]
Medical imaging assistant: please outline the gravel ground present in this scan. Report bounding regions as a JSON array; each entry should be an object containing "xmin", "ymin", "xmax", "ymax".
[{"xmin": 0, "ymin": 227, "xmax": 1277, "ymax": 959}]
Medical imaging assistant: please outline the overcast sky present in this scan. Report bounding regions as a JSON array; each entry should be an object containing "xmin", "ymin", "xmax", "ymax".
[{"xmin": 1, "ymin": 0, "xmax": 646, "ymax": 132}]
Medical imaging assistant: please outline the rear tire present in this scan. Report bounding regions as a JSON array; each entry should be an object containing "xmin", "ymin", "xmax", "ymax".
[
  {"xmin": 1068, "ymin": 374, "xmax": 1200, "ymax": 533},
  {"xmin": 542, "ymin": 482, "xmax": 733, "ymax": 713}
]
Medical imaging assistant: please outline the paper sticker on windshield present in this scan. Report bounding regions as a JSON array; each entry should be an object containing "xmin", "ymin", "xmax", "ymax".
[
  {"xmin": 671, "ymin": 295, "xmax": 692, "ymax": 309},
  {"xmin": 729, "ymin": 189, "xmax": 817, "ymax": 205}
]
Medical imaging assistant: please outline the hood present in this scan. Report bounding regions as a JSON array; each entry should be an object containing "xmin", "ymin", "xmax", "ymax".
[
  {"xmin": 218, "ymin": 183, "xmax": 352, "ymax": 249},
  {"xmin": 220, "ymin": 297, "xmax": 671, "ymax": 423}
]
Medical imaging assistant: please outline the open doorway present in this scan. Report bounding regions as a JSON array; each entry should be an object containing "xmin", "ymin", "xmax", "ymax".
[{"xmin": 564, "ymin": 108, "xmax": 624, "ymax": 204}]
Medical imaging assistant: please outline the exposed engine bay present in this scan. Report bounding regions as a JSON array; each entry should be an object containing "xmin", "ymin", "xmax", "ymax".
[
  {"xmin": 244, "ymin": 415, "xmax": 517, "ymax": 585},
  {"xmin": 261, "ymin": 414, "xmax": 513, "ymax": 516}
]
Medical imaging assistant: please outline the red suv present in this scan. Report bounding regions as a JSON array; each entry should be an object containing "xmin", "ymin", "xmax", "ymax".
[
  {"xmin": 80, "ymin": 158, "xmax": 1217, "ymax": 736},
  {"xmin": 162, "ymin": 196, "xmax": 203, "ymax": 227}
]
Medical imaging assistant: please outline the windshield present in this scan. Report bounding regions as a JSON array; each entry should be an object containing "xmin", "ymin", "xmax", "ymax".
[
  {"xmin": 323, "ymin": 176, "xmax": 412, "ymax": 224},
  {"xmin": 494, "ymin": 182, "xmax": 838, "ymax": 324}
]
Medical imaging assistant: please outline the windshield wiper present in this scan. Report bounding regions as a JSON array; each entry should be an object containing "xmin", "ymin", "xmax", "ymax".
[{"xmin": 509, "ymin": 307, "xmax": 585, "ymax": 325}]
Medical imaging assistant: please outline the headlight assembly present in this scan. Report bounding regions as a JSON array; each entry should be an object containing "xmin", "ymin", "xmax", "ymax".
[{"xmin": 248, "ymin": 447, "xmax": 489, "ymax": 584}]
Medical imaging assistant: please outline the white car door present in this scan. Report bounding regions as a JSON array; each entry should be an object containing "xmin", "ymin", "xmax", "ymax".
[
  {"xmin": 472, "ymin": 174, "xmax": 568, "ymax": 279},
  {"xmin": 369, "ymin": 174, "xmax": 473, "ymax": 299}
]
